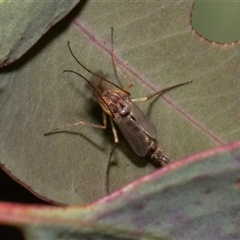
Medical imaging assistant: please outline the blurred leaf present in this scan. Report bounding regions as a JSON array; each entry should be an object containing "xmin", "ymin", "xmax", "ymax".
[
  {"xmin": 0, "ymin": 140, "xmax": 240, "ymax": 239},
  {"xmin": 0, "ymin": 1, "xmax": 240, "ymax": 204},
  {"xmin": 0, "ymin": 0, "xmax": 79, "ymax": 66}
]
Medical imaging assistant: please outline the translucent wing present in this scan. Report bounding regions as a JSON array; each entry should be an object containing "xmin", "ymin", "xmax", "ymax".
[
  {"xmin": 130, "ymin": 102, "xmax": 157, "ymax": 138},
  {"xmin": 115, "ymin": 115, "xmax": 149, "ymax": 157}
]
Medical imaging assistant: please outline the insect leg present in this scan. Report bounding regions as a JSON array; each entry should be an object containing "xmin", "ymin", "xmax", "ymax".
[
  {"xmin": 44, "ymin": 112, "xmax": 107, "ymax": 135},
  {"xmin": 111, "ymin": 27, "xmax": 133, "ymax": 91},
  {"xmin": 106, "ymin": 117, "xmax": 119, "ymax": 194},
  {"xmin": 132, "ymin": 80, "xmax": 193, "ymax": 102}
]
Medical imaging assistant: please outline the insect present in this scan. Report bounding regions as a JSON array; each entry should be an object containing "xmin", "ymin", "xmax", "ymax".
[{"xmin": 45, "ymin": 27, "xmax": 192, "ymax": 193}]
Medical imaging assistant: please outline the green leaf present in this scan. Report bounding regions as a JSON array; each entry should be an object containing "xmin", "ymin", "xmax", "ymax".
[
  {"xmin": 0, "ymin": 0, "xmax": 79, "ymax": 66},
  {"xmin": 0, "ymin": 141, "xmax": 239, "ymax": 239},
  {"xmin": 0, "ymin": 1, "xmax": 240, "ymax": 204}
]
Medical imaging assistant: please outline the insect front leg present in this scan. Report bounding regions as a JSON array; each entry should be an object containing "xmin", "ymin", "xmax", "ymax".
[
  {"xmin": 44, "ymin": 112, "xmax": 107, "ymax": 135},
  {"xmin": 111, "ymin": 27, "xmax": 133, "ymax": 91}
]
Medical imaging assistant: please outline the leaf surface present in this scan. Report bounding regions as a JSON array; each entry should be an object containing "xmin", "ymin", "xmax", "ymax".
[{"xmin": 0, "ymin": 1, "xmax": 240, "ymax": 204}]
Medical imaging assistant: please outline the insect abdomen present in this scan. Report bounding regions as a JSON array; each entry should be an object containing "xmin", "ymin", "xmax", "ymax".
[{"xmin": 147, "ymin": 138, "xmax": 170, "ymax": 167}]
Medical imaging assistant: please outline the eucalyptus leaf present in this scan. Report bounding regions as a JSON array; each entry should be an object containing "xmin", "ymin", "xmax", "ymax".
[
  {"xmin": 0, "ymin": 0, "xmax": 79, "ymax": 66},
  {"xmin": 0, "ymin": 140, "xmax": 239, "ymax": 239},
  {"xmin": 0, "ymin": 1, "xmax": 240, "ymax": 204}
]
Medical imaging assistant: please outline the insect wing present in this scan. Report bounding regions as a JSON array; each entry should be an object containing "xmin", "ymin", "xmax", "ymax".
[
  {"xmin": 115, "ymin": 115, "xmax": 149, "ymax": 157},
  {"xmin": 130, "ymin": 102, "xmax": 157, "ymax": 138}
]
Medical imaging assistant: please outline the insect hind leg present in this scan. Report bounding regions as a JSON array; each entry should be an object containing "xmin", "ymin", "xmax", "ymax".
[
  {"xmin": 132, "ymin": 80, "xmax": 193, "ymax": 103},
  {"xmin": 106, "ymin": 143, "xmax": 118, "ymax": 194},
  {"xmin": 106, "ymin": 117, "xmax": 119, "ymax": 194}
]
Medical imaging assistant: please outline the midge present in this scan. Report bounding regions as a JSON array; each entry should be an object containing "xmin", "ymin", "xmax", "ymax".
[{"xmin": 45, "ymin": 27, "xmax": 192, "ymax": 193}]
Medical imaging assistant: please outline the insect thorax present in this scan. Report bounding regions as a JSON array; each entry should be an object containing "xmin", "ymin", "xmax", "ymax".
[{"xmin": 101, "ymin": 89, "xmax": 131, "ymax": 118}]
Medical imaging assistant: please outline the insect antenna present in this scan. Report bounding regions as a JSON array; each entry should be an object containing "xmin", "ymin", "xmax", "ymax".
[
  {"xmin": 67, "ymin": 41, "xmax": 130, "ymax": 95},
  {"xmin": 63, "ymin": 69, "xmax": 115, "ymax": 118}
]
